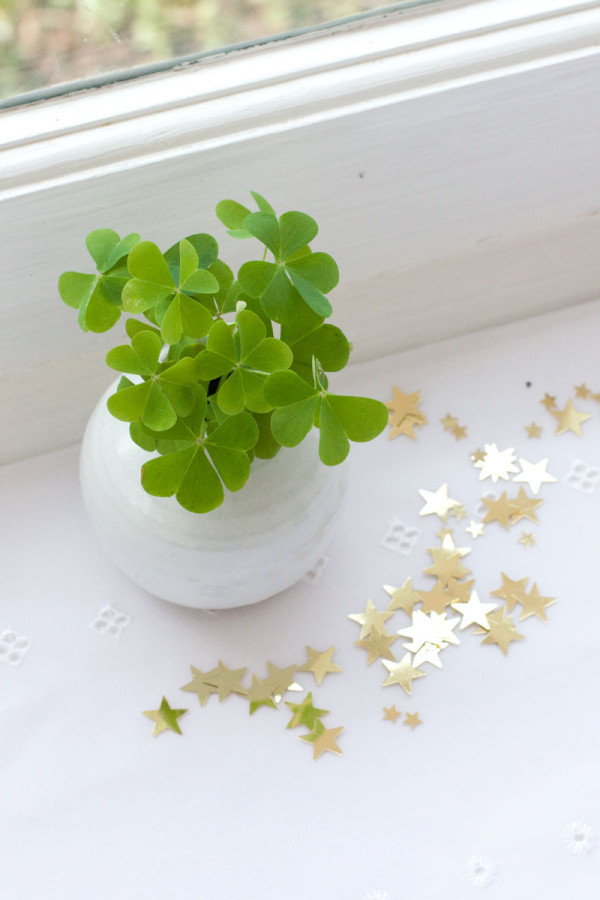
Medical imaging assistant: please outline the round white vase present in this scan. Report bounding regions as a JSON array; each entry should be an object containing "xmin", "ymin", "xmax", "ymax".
[{"xmin": 80, "ymin": 382, "xmax": 349, "ymax": 609}]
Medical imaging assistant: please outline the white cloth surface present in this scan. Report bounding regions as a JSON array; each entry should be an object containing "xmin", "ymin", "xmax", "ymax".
[{"xmin": 2, "ymin": 300, "xmax": 599, "ymax": 899}]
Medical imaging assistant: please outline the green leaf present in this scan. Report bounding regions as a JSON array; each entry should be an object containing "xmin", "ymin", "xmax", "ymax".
[
  {"xmin": 260, "ymin": 268, "xmax": 299, "ymax": 324},
  {"xmin": 207, "ymin": 412, "xmax": 259, "ymax": 451},
  {"xmin": 243, "ymin": 212, "xmax": 281, "ymax": 258},
  {"xmin": 58, "ymin": 272, "xmax": 96, "ymax": 310},
  {"xmin": 160, "ymin": 356, "xmax": 197, "ymax": 385},
  {"xmin": 244, "ymin": 337, "xmax": 293, "ymax": 373},
  {"xmin": 206, "ymin": 318, "xmax": 236, "ymax": 361},
  {"xmin": 250, "ymin": 191, "xmax": 276, "ymax": 217},
  {"xmin": 178, "ymin": 239, "xmax": 198, "ymax": 286},
  {"xmin": 286, "ymin": 252, "xmax": 339, "ymax": 293},
  {"xmin": 181, "ymin": 268, "xmax": 219, "ymax": 294},
  {"xmin": 129, "ymin": 422, "xmax": 157, "ymax": 452},
  {"xmin": 252, "ymin": 412, "xmax": 281, "ymax": 459},
  {"xmin": 128, "ymin": 241, "xmax": 175, "ymax": 287},
  {"xmin": 318, "ymin": 398, "xmax": 350, "ymax": 465},
  {"xmin": 141, "ymin": 380, "xmax": 178, "ymax": 431},
  {"xmin": 85, "ymin": 229, "xmax": 120, "ymax": 271},
  {"xmin": 216, "ymin": 200, "xmax": 252, "ymax": 230},
  {"xmin": 279, "ymin": 211, "xmax": 318, "ymax": 259},
  {"xmin": 206, "ymin": 445, "xmax": 250, "ymax": 492},
  {"xmin": 327, "ymin": 395, "xmax": 388, "ymax": 441},
  {"xmin": 210, "ymin": 260, "xmax": 235, "ymax": 314},
  {"xmin": 122, "ymin": 279, "xmax": 172, "ymax": 315},
  {"xmin": 158, "ymin": 292, "xmax": 213, "ymax": 344},
  {"xmin": 104, "ymin": 232, "xmax": 140, "ymax": 271},
  {"xmin": 125, "ymin": 318, "xmax": 161, "ymax": 340},
  {"xmin": 79, "ymin": 278, "xmax": 122, "ymax": 332},
  {"xmin": 177, "ymin": 449, "xmax": 225, "ymax": 513},
  {"xmin": 286, "ymin": 268, "xmax": 332, "ymax": 318},
  {"xmin": 160, "ymin": 381, "xmax": 195, "ymax": 418},
  {"xmin": 141, "ymin": 446, "xmax": 196, "ymax": 498},
  {"xmin": 270, "ymin": 397, "xmax": 318, "ymax": 447},
  {"xmin": 238, "ymin": 261, "xmax": 278, "ymax": 299},
  {"xmin": 236, "ymin": 308, "xmax": 266, "ymax": 360},
  {"xmin": 216, "ymin": 368, "xmax": 245, "ymax": 415},
  {"xmin": 107, "ymin": 380, "xmax": 151, "ymax": 422},
  {"xmin": 291, "ymin": 324, "xmax": 350, "ymax": 372},
  {"xmin": 263, "ymin": 369, "xmax": 317, "ymax": 406},
  {"xmin": 194, "ymin": 349, "xmax": 235, "ymax": 381}
]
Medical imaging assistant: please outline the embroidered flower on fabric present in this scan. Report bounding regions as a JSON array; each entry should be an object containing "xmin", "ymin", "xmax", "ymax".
[
  {"xmin": 364, "ymin": 890, "xmax": 392, "ymax": 900},
  {"xmin": 465, "ymin": 854, "xmax": 497, "ymax": 888},
  {"xmin": 382, "ymin": 519, "xmax": 419, "ymax": 555},
  {"xmin": 564, "ymin": 459, "xmax": 600, "ymax": 495},
  {"xmin": 564, "ymin": 821, "xmax": 597, "ymax": 856},
  {"xmin": 90, "ymin": 605, "xmax": 131, "ymax": 638},
  {"xmin": 304, "ymin": 556, "xmax": 329, "ymax": 583},
  {"xmin": 0, "ymin": 628, "xmax": 31, "ymax": 667}
]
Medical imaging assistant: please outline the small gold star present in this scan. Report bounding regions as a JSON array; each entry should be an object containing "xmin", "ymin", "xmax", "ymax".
[
  {"xmin": 423, "ymin": 547, "xmax": 471, "ymax": 587},
  {"xmin": 436, "ymin": 526, "xmax": 454, "ymax": 540},
  {"xmin": 449, "ymin": 503, "xmax": 467, "ymax": 522},
  {"xmin": 451, "ymin": 589, "xmax": 497, "ymax": 629},
  {"xmin": 246, "ymin": 675, "xmax": 278, "ymax": 714},
  {"xmin": 481, "ymin": 492, "xmax": 515, "ymax": 530},
  {"xmin": 180, "ymin": 666, "xmax": 220, "ymax": 706},
  {"xmin": 470, "ymin": 448, "xmax": 486, "ymax": 463},
  {"xmin": 285, "ymin": 693, "xmax": 329, "ymax": 729},
  {"xmin": 212, "ymin": 661, "xmax": 248, "ymax": 701},
  {"xmin": 525, "ymin": 422, "xmax": 542, "ymax": 438},
  {"xmin": 262, "ymin": 662, "xmax": 300, "ymax": 700},
  {"xmin": 417, "ymin": 581, "xmax": 454, "ymax": 615},
  {"xmin": 381, "ymin": 653, "xmax": 427, "ymax": 694},
  {"xmin": 383, "ymin": 704, "xmax": 401, "ymax": 723},
  {"xmin": 465, "ymin": 520, "xmax": 485, "ymax": 538},
  {"xmin": 403, "ymin": 712, "xmax": 422, "ymax": 730},
  {"xmin": 574, "ymin": 383, "xmax": 591, "ymax": 399},
  {"xmin": 441, "ymin": 413, "xmax": 459, "ymax": 430},
  {"xmin": 490, "ymin": 573, "xmax": 529, "ymax": 611},
  {"xmin": 519, "ymin": 532, "xmax": 535, "ymax": 549},
  {"xmin": 297, "ymin": 646, "xmax": 342, "ymax": 685},
  {"xmin": 478, "ymin": 608, "xmax": 525, "ymax": 654},
  {"xmin": 348, "ymin": 598, "xmax": 393, "ymax": 639},
  {"xmin": 592, "ymin": 392, "xmax": 600, "ymax": 404},
  {"xmin": 418, "ymin": 483, "xmax": 461, "ymax": 521},
  {"xmin": 541, "ymin": 393, "xmax": 556, "ymax": 410},
  {"xmin": 551, "ymin": 399, "xmax": 591, "ymax": 436},
  {"xmin": 299, "ymin": 721, "xmax": 343, "ymax": 760},
  {"xmin": 384, "ymin": 579, "xmax": 421, "ymax": 616},
  {"xmin": 451, "ymin": 424, "xmax": 467, "ymax": 440},
  {"xmin": 509, "ymin": 487, "xmax": 544, "ymax": 524},
  {"xmin": 386, "ymin": 387, "xmax": 427, "ymax": 440},
  {"xmin": 519, "ymin": 583, "xmax": 556, "ymax": 622},
  {"xmin": 355, "ymin": 629, "xmax": 398, "ymax": 664},
  {"xmin": 143, "ymin": 697, "xmax": 188, "ymax": 736},
  {"xmin": 445, "ymin": 577, "xmax": 475, "ymax": 604}
]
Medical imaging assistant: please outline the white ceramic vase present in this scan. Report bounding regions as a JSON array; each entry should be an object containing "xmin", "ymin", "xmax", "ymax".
[{"xmin": 80, "ymin": 382, "xmax": 349, "ymax": 609}]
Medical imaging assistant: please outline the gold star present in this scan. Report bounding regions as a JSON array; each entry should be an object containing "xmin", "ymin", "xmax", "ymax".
[
  {"xmin": 262, "ymin": 662, "xmax": 300, "ymax": 700},
  {"xmin": 383, "ymin": 704, "xmax": 401, "ymax": 723},
  {"xmin": 348, "ymin": 598, "xmax": 393, "ymax": 639},
  {"xmin": 418, "ymin": 483, "xmax": 461, "ymax": 521},
  {"xmin": 551, "ymin": 399, "xmax": 591, "ymax": 436},
  {"xmin": 519, "ymin": 583, "xmax": 556, "ymax": 622},
  {"xmin": 478, "ymin": 608, "xmax": 525, "ymax": 654},
  {"xmin": 451, "ymin": 589, "xmax": 497, "ymax": 629},
  {"xmin": 525, "ymin": 422, "xmax": 542, "ymax": 438},
  {"xmin": 474, "ymin": 443, "xmax": 519, "ymax": 482},
  {"xmin": 441, "ymin": 533, "xmax": 471, "ymax": 558},
  {"xmin": 465, "ymin": 520, "xmax": 485, "ymax": 538},
  {"xmin": 490, "ymin": 573, "xmax": 529, "ymax": 612},
  {"xmin": 383, "ymin": 578, "xmax": 421, "ymax": 616},
  {"xmin": 592, "ymin": 392, "xmax": 600, "ymax": 404},
  {"xmin": 246, "ymin": 675, "xmax": 278, "ymax": 714},
  {"xmin": 509, "ymin": 487, "xmax": 544, "ymax": 524},
  {"xmin": 445, "ymin": 577, "xmax": 475, "ymax": 604},
  {"xmin": 300, "ymin": 720, "xmax": 343, "ymax": 760},
  {"xmin": 297, "ymin": 646, "xmax": 342, "ymax": 685},
  {"xmin": 513, "ymin": 458, "xmax": 557, "ymax": 495},
  {"xmin": 417, "ymin": 581, "xmax": 454, "ymax": 615},
  {"xmin": 386, "ymin": 387, "xmax": 427, "ymax": 440},
  {"xmin": 355, "ymin": 629, "xmax": 398, "ymax": 664},
  {"xmin": 541, "ymin": 393, "xmax": 556, "ymax": 410},
  {"xmin": 403, "ymin": 712, "xmax": 422, "ymax": 730},
  {"xmin": 519, "ymin": 532, "xmax": 535, "ymax": 549},
  {"xmin": 143, "ymin": 697, "xmax": 188, "ymax": 736},
  {"xmin": 441, "ymin": 413, "xmax": 459, "ymax": 430},
  {"xmin": 449, "ymin": 503, "xmax": 467, "ymax": 522},
  {"xmin": 575, "ymin": 383, "xmax": 591, "ymax": 399},
  {"xmin": 451, "ymin": 424, "xmax": 467, "ymax": 440},
  {"xmin": 423, "ymin": 547, "xmax": 471, "ymax": 587},
  {"xmin": 470, "ymin": 448, "xmax": 486, "ymax": 463},
  {"xmin": 436, "ymin": 525, "xmax": 454, "ymax": 540},
  {"xmin": 180, "ymin": 666, "xmax": 219, "ymax": 706},
  {"xmin": 212, "ymin": 661, "xmax": 248, "ymax": 701},
  {"xmin": 481, "ymin": 491, "xmax": 515, "ymax": 530},
  {"xmin": 285, "ymin": 692, "xmax": 329, "ymax": 729},
  {"xmin": 381, "ymin": 653, "xmax": 427, "ymax": 694}
]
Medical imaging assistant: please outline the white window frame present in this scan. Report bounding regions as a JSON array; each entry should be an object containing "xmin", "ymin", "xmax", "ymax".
[{"xmin": 1, "ymin": 0, "xmax": 599, "ymax": 464}]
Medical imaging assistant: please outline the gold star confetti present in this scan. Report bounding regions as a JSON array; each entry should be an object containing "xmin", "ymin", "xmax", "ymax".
[
  {"xmin": 262, "ymin": 662, "xmax": 301, "ymax": 700},
  {"xmin": 541, "ymin": 393, "xmax": 557, "ymax": 410},
  {"xmin": 518, "ymin": 583, "xmax": 556, "ymax": 622},
  {"xmin": 285, "ymin": 693, "xmax": 329, "ymax": 729},
  {"xmin": 550, "ymin": 399, "xmax": 591, "ymax": 436},
  {"xmin": 465, "ymin": 520, "xmax": 485, "ymax": 538},
  {"xmin": 212, "ymin": 661, "xmax": 248, "ymax": 701},
  {"xmin": 381, "ymin": 653, "xmax": 427, "ymax": 694},
  {"xmin": 574, "ymin": 383, "xmax": 591, "ymax": 399},
  {"xmin": 441, "ymin": 413, "xmax": 459, "ymax": 430},
  {"xmin": 441, "ymin": 532, "xmax": 471, "ymax": 558},
  {"xmin": 383, "ymin": 704, "xmax": 401, "ymax": 723},
  {"xmin": 299, "ymin": 721, "xmax": 343, "ymax": 760},
  {"xmin": 355, "ymin": 629, "xmax": 398, "ymax": 664},
  {"xmin": 143, "ymin": 697, "xmax": 188, "ymax": 736},
  {"xmin": 451, "ymin": 589, "xmax": 497, "ymax": 630},
  {"xmin": 519, "ymin": 532, "xmax": 535, "ymax": 549},
  {"xmin": 436, "ymin": 525, "xmax": 454, "ymax": 540},
  {"xmin": 348, "ymin": 598, "xmax": 393, "ymax": 639},
  {"xmin": 397, "ymin": 610, "xmax": 460, "ymax": 666},
  {"xmin": 386, "ymin": 387, "xmax": 427, "ymax": 440},
  {"xmin": 418, "ymin": 483, "xmax": 461, "ymax": 521},
  {"xmin": 478, "ymin": 607, "xmax": 525, "ymax": 654},
  {"xmin": 448, "ymin": 503, "xmax": 467, "ymax": 522},
  {"xmin": 481, "ymin": 491, "xmax": 515, "ymax": 530},
  {"xmin": 470, "ymin": 448, "xmax": 486, "ymax": 463},
  {"xmin": 246, "ymin": 675, "xmax": 278, "ymax": 714},
  {"xmin": 513, "ymin": 458, "xmax": 557, "ymax": 495},
  {"xmin": 297, "ymin": 646, "xmax": 342, "ymax": 685},
  {"xmin": 490, "ymin": 573, "xmax": 529, "ymax": 612},
  {"xmin": 403, "ymin": 712, "xmax": 422, "ymax": 730},
  {"xmin": 509, "ymin": 487, "xmax": 544, "ymax": 524},
  {"xmin": 423, "ymin": 546, "xmax": 471, "ymax": 586},
  {"xmin": 525, "ymin": 422, "xmax": 542, "ymax": 438},
  {"xmin": 452, "ymin": 424, "xmax": 467, "ymax": 440},
  {"xmin": 473, "ymin": 443, "xmax": 519, "ymax": 482},
  {"xmin": 418, "ymin": 581, "xmax": 454, "ymax": 615},
  {"xmin": 445, "ymin": 577, "xmax": 475, "ymax": 604},
  {"xmin": 180, "ymin": 666, "xmax": 220, "ymax": 706},
  {"xmin": 384, "ymin": 579, "xmax": 421, "ymax": 616}
]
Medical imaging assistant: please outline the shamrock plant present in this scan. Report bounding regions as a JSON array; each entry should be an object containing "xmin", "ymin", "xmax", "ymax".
[{"xmin": 59, "ymin": 192, "xmax": 388, "ymax": 513}]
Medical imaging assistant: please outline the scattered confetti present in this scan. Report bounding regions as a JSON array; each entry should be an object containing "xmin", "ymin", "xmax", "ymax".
[
  {"xmin": 418, "ymin": 483, "xmax": 461, "ymax": 521},
  {"xmin": 513, "ymin": 457, "xmax": 557, "ymax": 495},
  {"xmin": 574, "ymin": 383, "xmax": 591, "ymax": 399},
  {"xmin": 519, "ymin": 532, "xmax": 535, "ymax": 549},
  {"xmin": 465, "ymin": 520, "xmax": 485, "ymax": 538},
  {"xmin": 143, "ymin": 697, "xmax": 188, "ymax": 736},
  {"xmin": 297, "ymin": 646, "xmax": 342, "ymax": 685},
  {"xmin": 564, "ymin": 459, "xmax": 600, "ymax": 495},
  {"xmin": 381, "ymin": 653, "xmax": 427, "ymax": 693},
  {"xmin": 563, "ymin": 821, "xmax": 597, "ymax": 856},
  {"xmin": 0, "ymin": 628, "xmax": 31, "ymax": 667},
  {"xmin": 381, "ymin": 519, "xmax": 420, "ymax": 554},
  {"xmin": 541, "ymin": 393, "xmax": 556, "ymax": 410},
  {"xmin": 477, "ymin": 607, "xmax": 525, "ymax": 654},
  {"xmin": 525, "ymin": 422, "xmax": 542, "ymax": 438},
  {"xmin": 451, "ymin": 590, "xmax": 496, "ymax": 630},
  {"xmin": 441, "ymin": 413, "xmax": 467, "ymax": 440},
  {"xmin": 386, "ymin": 387, "xmax": 427, "ymax": 440},
  {"xmin": 518, "ymin": 583, "xmax": 556, "ymax": 622},
  {"xmin": 348, "ymin": 599, "xmax": 393, "ymax": 639},
  {"xmin": 299, "ymin": 720, "xmax": 343, "ymax": 759},
  {"xmin": 383, "ymin": 704, "xmax": 401, "ymax": 723},
  {"xmin": 473, "ymin": 443, "xmax": 519, "ymax": 482},
  {"xmin": 384, "ymin": 579, "xmax": 421, "ymax": 616},
  {"xmin": 403, "ymin": 711, "xmax": 422, "ymax": 730},
  {"xmin": 286, "ymin": 693, "xmax": 329, "ymax": 730},
  {"xmin": 355, "ymin": 629, "xmax": 398, "ymax": 664},
  {"xmin": 550, "ymin": 398, "xmax": 591, "ymax": 436},
  {"xmin": 90, "ymin": 605, "xmax": 131, "ymax": 638}
]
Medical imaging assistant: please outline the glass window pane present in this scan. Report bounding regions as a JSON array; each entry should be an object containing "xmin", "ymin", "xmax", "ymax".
[{"xmin": 0, "ymin": 0, "xmax": 437, "ymax": 107}]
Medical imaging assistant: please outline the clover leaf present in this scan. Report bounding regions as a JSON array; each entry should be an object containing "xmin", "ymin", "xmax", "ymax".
[
  {"xmin": 58, "ymin": 228, "xmax": 140, "ymax": 332},
  {"xmin": 140, "ymin": 388, "xmax": 259, "ymax": 512},
  {"xmin": 194, "ymin": 308, "xmax": 293, "ymax": 415},
  {"xmin": 121, "ymin": 239, "xmax": 218, "ymax": 343},
  {"xmin": 105, "ymin": 330, "xmax": 198, "ymax": 431},
  {"xmin": 263, "ymin": 368, "xmax": 388, "ymax": 465}
]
